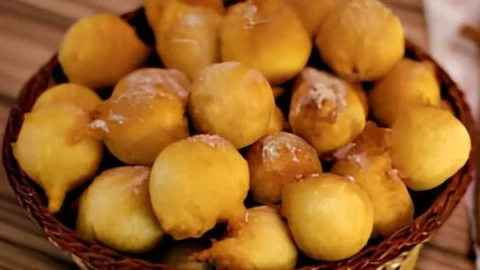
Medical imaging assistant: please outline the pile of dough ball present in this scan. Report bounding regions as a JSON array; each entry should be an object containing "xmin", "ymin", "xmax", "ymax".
[{"xmin": 13, "ymin": 0, "xmax": 471, "ymax": 268}]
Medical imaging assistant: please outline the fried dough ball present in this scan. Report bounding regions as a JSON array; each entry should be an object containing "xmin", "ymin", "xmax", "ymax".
[
  {"xmin": 331, "ymin": 122, "xmax": 414, "ymax": 236},
  {"xmin": 90, "ymin": 68, "xmax": 190, "ymax": 165},
  {"xmin": 32, "ymin": 83, "xmax": 101, "ymax": 113},
  {"xmin": 13, "ymin": 106, "xmax": 103, "ymax": 213},
  {"xmin": 247, "ymin": 132, "xmax": 322, "ymax": 205},
  {"xmin": 145, "ymin": 0, "xmax": 224, "ymax": 30},
  {"xmin": 59, "ymin": 14, "xmax": 150, "ymax": 89},
  {"xmin": 154, "ymin": 1, "xmax": 221, "ymax": 79},
  {"xmin": 266, "ymin": 106, "xmax": 286, "ymax": 134},
  {"xmin": 284, "ymin": 0, "xmax": 335, "ymax": 38},
  {"xmin": 369, "ymin": 58, "xmax": 441, "ymax": 126},
  {"xmin": 391, "ymin": 105, "xmax": 471, "ymax": 191},
  {"xmin": 77, "ymin": 166, "xmax": 163, "ymax": 253},
  {"xmin": 189, "ymin": 62, "xmax": 275, "ymax": 148},
  {"xmin": 150, "ymin": 135, "xmax": 249, "ymax": 240},
  {"xmin": 289, "ymin": 67, "xmax": 367, "ymax": 155},
  {"xmin": 193, "ymin": 206, "xmax": 297, "ymax": 270},
  {"xmin": 282, "ymin": 173, "xmax": 373, "ymax": 261},
  {"xmin": 221, "ymin": 0, "xmax": 312, "ymax": 84},
  {"xmin": 316, "ymin": 0, "xmax": 404, "ymax": 81}
]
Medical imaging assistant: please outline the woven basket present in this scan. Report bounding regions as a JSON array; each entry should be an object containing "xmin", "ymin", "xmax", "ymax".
[{"xmin": 2, "ymin": 7, "xmax": 476, "ymax": 270}]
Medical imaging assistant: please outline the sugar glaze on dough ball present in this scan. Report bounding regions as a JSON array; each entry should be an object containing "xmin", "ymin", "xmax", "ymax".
[
  {"xmin": 149, "ymin": 134, "xmax": 249, "ymax": 240},
  {"xmin": 59, "ymin": 14, "xmax": 150, "ymax": 89},
  {"xmin": 189, "ymin": 62, "xmax": 275, "ymax": 148},
  {"xmin": 114, "ymin": 68, "xmax": 191, "ymax": 104},
  {"xmin": 90, "ymin": 68, "xmax": 190, "ymax": 165},
  {"xmin": 247, "ymin": 132, "xmax": 322, "ymax": 205},
  {"xmin": 289, "ymin": 67, "xmax": 367, "ymax": 155}
]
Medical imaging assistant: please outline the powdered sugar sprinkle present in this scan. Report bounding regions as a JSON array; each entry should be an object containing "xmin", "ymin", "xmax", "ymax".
[
  {"xmin": 387, "ymin": 168, "xmax": 400, "ymax": 179},
  {"xmin": 262, "ymin": 140, "xmax": 280, "ymax": 160},
  {"xmin": 334, "ymin": 143, "xmax": 356, "ymax": 159},
  {"xmin": 261, "ymin": 133, "xmax": 301, "ymax": 162},
  {"xmin": 295, "ymin": 70, "xmax": 348, "ymax": 119},
  {"xmin": 334, "ymin": 143, "xmax": 369, "ymax": 169},
  {"xmin": 89, "ymin": 119, "xmax": 109, "ymax": 133},
  {"xmin": 349, "ymin": 152, "xmax": 369, "ymax": 168},
  {"xmin": 124, "ymin": 167, "xmax": 150, "ymax": 195},
  {"xmin": 243, "ymin": 5, "xmax": 269, "ymax": 30},
  {"xmin": 122, "ymin": 69, "xmax": 189, "ymax": 101},
  {"xmin": 189, "ymin": 134, "xmax": 230, "ymax": 148},
  {"xmin": 303, "ymin": 81, "xmax": 347, "ymax": 111},
  {"xmin": 294, "ymin": 172, "xmax": 320, "ymax": 181},
  {"xmin": 108, "ymin": 110, "xmax": 127, "ymax": 124}
]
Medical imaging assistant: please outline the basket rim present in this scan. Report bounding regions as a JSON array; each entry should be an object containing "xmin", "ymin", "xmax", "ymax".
[{"xmin": 2, "ymin": 8, "xmax": 476, "ymax": 270}]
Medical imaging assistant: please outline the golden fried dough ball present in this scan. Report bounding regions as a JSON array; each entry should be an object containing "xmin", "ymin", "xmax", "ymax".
[
  {"xmin": 193, "ymin": 206, "xmax": 297, "ymax": 270},
  {"xmin": 150, "ymin": 135, "xmax": 249, "ymax": 240},
  {"xmin": 369, "ymin": 58, "xmax": 441, "ymax": 126},
  {"xmin": 289, "ymin": 67, "xmax": 367, "ymax": 155},
  {"xmin": 316, "ymin": 0, "xmax": 404, "ymax": 81},
  {"xmin": 331, "ymin": 122, "xmax": 414, "ymax": 236},
  {"xmin": 90, "ymin": 68, "xmax": 190, "ymax": 165},
  {"xmin": 155, "ymin": 1, "xmax": 221, "ymax": 79},
  {"xmin": 32, "ymin": 83, "xmax": 101, "ymax": 113},
  {"xmin": 284, "ymin": 0, "xmax": 335, "ymax": 38},
  {"xmin": 221, "ymin": 0, "xmax": 312, "ymax": 84},
  {"xmin": 391, "ymin": 105, "xmax": 471, "ymax": 191},
  {"xmin": 59, "ymin": 14, "xmax": 150, "ymax": 89},
  {"xmin": 77, "ymin": 166, "xmax": 163, "ymax": 253},
  {"xmin": 282, "ymin": 173, "xmax": 373, "ymax": 261},
  {"xmin": 247, "ymin": 132, "xmax": 322, "ymax": 205},
  {"xmin": 189, "ymin": 62, "xmax": 275, "ymax": 148},
  {"xmin": 13, "ymin": 106, "xmax": 103, "ymax": 213}
]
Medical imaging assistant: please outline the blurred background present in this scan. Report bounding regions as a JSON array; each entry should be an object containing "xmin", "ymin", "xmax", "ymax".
[{"xmin": 0, "ymin": 0, "xmax": 478, "ymax": 269}]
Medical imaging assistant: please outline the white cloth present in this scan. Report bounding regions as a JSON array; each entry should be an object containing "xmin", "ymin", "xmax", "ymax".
[
  {"xmin": 424, "ymin": 0, "xmax": 479, "ymax": 118},
  {"xmin": 423, "ymin": 0, "xmax": 479, "ymax": 268}
]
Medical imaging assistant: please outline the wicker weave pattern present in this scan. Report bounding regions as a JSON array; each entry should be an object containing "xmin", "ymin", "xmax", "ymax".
[{"xmin": 2, "ymin": 8, "xmax": 475, "ymax": 270}]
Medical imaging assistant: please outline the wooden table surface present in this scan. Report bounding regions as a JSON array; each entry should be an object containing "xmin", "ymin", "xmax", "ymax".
[{"xmin": 0, "ymin": 0, "xmax": 475, "ymax": 269}]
